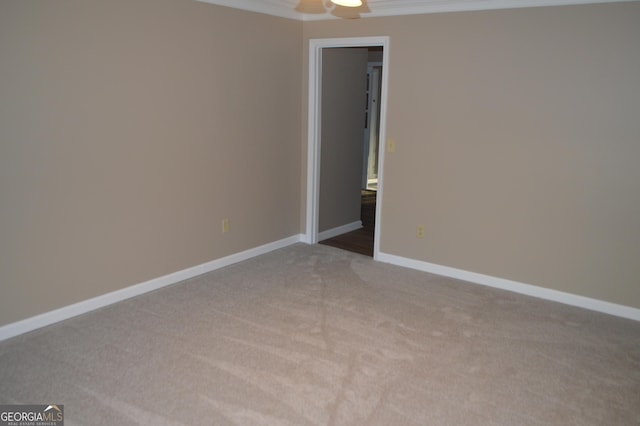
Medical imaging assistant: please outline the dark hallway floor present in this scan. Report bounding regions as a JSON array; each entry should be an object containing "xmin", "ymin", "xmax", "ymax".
[{"xmin": 319, "ymin": 190, "xmax": 376, "ymax": 257}]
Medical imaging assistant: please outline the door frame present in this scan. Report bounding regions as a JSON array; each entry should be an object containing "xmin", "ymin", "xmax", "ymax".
[{"xmin": 305, "ymin": 36, "xmax": 390, "ymax": 260}]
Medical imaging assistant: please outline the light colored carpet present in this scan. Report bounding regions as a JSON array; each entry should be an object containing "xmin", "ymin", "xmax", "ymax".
[{"xmin": 1, "ymin": 243, "xmax": 639, "ymax": 425}]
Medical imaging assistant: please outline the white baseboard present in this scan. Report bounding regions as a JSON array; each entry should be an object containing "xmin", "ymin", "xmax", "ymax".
[
  {"xmin": 0, "ymin": 234, "xmax": 305, "ymax": 342},
  {"xmin": 377, "ymin": 252, "xmax": 640, "ymax": 322},
  {"xmin": 318, "ymin": 221, "xmax": 362, "ymax": 241}
]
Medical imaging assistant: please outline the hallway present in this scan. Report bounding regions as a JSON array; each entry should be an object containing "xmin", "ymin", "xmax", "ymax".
[{"xmin": 319, "ymin": 190, "xmax": 376, "ymax": 257}]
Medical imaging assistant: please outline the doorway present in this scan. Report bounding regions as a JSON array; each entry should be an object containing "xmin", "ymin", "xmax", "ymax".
[{"xmin": 305, "ymin": 37, "xmax": 390, "ymax": 260}]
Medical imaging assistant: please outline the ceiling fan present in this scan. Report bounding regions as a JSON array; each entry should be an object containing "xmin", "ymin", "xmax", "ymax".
[
  {"xmin": 332, "ymin": 0, "xmax": 363, "ymax": 5},
  {"xmin": 295, "ymin": 0, "xmax": 371, "ymax": 18}
]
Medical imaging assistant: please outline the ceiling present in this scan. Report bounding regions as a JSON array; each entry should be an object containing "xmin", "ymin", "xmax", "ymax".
[{"xmin": 195, "ymin": 0, "xmax": 637, "ymax": 20}]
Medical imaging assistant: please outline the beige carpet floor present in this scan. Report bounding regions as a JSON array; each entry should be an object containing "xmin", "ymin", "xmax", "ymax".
[{"xmin": 1, "ymin": 243, "xmax": 639, "ymax": 425}]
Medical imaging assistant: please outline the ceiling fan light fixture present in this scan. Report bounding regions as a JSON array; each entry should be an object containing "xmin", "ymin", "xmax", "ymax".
[{"xmin": 331, "ymin": 0, "xmax": 363, "ymax": 7}]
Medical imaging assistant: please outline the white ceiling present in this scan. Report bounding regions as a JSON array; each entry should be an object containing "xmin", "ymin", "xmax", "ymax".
[{"xmin": 195, "ymin": 0, "xmax": 637, "ymax": 20}]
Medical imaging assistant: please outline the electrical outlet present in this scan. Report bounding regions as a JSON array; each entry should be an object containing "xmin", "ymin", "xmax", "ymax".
[
  {"xmin": 387, "ymin": 139, "xmax": 397, "ymax": 153},
  {"xmin": 416, "ymin": 225, "xmax": 425, "ymax": 239},
  {"xmin": 222, "ymin": 219, "xmax": 230, "ymax": 233}
]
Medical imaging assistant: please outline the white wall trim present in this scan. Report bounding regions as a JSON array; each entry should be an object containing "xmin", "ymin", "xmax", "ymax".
[
  {"xmin": 318, "ymin": 221, "xmax": 363, "ymax": 241},
  {"xmin": 0, "ymin": 234, "xmax": 305, "ymax": 342},
  {"xmin": 195, "ymin": 0, "xmax": 305, "ymax": 20},
  {"xmin": 355, "ymin": 0, "xmax": 640, "ymax": 19},
  {"xmin": 4, "ymin": 238, "xmax": 636, "ymax": 341},
  {"xmin": 195, "ymin": 0, "xmax": 640, "ymax": 21},
  {"xmin": 377, "ymin": 252, "xmax": 640, "ymax": 322}
]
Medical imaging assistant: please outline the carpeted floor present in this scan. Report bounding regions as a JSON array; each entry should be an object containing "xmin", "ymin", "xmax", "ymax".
[{"xmin": 1, "ymin": 244, "xmax": 639, "ymax": 425}]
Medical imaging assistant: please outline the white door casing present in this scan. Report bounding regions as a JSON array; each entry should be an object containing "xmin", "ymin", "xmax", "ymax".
[{"xmin": 305, "ymin": 36, "xmax": 390, "ymax": 260}]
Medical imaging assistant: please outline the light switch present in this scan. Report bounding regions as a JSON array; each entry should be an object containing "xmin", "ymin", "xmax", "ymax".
[{"xmin": 387, "ymin": 139, "xmax": 397, "ymax": 153}]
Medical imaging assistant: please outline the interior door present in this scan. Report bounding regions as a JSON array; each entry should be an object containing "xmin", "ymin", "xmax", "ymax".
[{"xmin": 318, "ymin": 48, "xmax": 369, "ymax": 234}]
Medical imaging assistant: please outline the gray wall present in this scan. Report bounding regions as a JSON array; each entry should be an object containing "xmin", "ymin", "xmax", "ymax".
[
  {"xmin": 0, "ymin": 0, "xmax": 303, "ymax": 326},
  {"xmin": 303, "ymin": 3, "xmax": 640, "ymax": 308},
  {"xmin": 2, "ymin": 1, "xmax": 639, "ymax": 327},
  {"xmin": 319, "ymin": 48, "xmax": 368, "ymax": 233}
]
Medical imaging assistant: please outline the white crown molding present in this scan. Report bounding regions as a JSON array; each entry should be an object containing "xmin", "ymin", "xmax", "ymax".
[
  {"xmin": 195, "ymin": 0, "xmax": 639, "ymax": 21},
  {"xmin": 196, "ymin": 0, "xmax": 305, "ymax": 20}
]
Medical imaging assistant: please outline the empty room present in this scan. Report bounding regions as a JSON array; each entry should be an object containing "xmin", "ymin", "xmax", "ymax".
[{"xmin": 1, "ymin": 0, "xmax": 639, "ymax": 424}]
